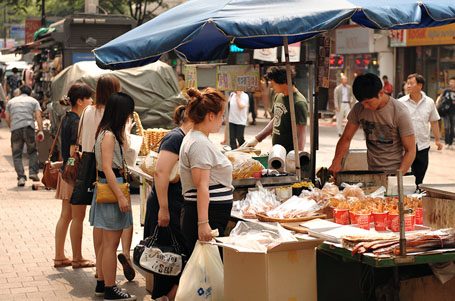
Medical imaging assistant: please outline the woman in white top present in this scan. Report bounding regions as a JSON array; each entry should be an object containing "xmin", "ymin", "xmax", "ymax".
[
  {"xmin": 228, "ymin": 90, "xmax": 249, "ymax": 149},
  {"xmin": 180, "ymin": 88, "xmax": 233, "ymax": 255}
]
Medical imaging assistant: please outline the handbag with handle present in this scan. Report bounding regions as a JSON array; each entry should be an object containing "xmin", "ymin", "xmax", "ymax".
[
  {"xmin": 42, "ymin": 118, "xmax": 64, "ymax": 189},
  {"xmin": 134, "ymin": 226, "xmax": 187, "ymax": 276},
  {"xmin": 62, "ymin": 145, "xmax": 81, "ymax": 183},
  {"xmin": 70, "ymin": 109, "xmax": 96, "ymax": 205},
  {"xmin": 94, "ymin": 138, "xmax": 130, "ymax": 203}
]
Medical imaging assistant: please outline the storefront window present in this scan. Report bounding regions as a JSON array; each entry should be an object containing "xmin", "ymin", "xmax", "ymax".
[
  {"xmin": 439, "ymin": 45, "xmax": 455, "ymax": 92},
  {"xmin": 353, "ymin": 54, "xmax": 379, "ymax": 76}
]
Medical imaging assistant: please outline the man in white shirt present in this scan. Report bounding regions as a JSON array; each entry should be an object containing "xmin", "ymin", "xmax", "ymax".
[
  {"xmin": 399, "ymin": 73, "xmax": 443, "ymax": 187},
  {"xmin": 334, "ymin": 76, "xmax": 354, "ymax": 137},
  {"xmin": 228, "ymin": 90, "xmax": 249, "ymax": 149}
]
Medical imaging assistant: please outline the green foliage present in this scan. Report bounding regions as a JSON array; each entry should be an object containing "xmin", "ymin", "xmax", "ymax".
[{"xmin": 4, "ymin": 0, "xmax": 167, "ymax": 25}]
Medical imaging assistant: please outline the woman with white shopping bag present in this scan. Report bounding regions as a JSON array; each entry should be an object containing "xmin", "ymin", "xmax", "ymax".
[
  {"xmin": 179, "ymin": 87, "xmax": 234, "ymax": 254},
  {"xmin": 177, "ymin": 87, "xmax": 232, "ymax": 301}
]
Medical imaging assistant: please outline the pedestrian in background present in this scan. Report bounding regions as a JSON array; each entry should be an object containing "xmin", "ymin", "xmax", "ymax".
[
  {"xmin": 438, "ymin": 77, "xmax": 455, "ymax": 149},
  {"xmin": 228, "ymin": 90, "xmax": 249, "ymax": 149},
  {"xmin": 5, "ymin": 85, "xmax": 44, "ymax": 186},
  {"xmin": 334, "ymin": 75, "xmax": 354, "ymax": 137},
  {"xmin": 399, "ymin": 73, "xmax": 442, "ymax": 187},
  {"xmin": 180, "ymin": 88, "xmax": 233, "ymax": 256},
  {"xmin": 90, "ymin": 92, "xmax": 136, "ymax": 300},
  {"xmin": 396, "ymin": 81, "xmax": 407, "ymax": 99},
  {"xmin": 54, "ymin": 83, "xmax": 94, "ymax": 269},
  {"xmin": 382, "ymin": 75, "xmax": 393, "ymax": 96},
  {"xmin": 6, "ymin": 67, "xmax": 22, "ymax": 99}
]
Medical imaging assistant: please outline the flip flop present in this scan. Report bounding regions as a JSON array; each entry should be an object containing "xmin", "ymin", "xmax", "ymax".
[
  {"xmin": 72, "ymin": 260, "xmax": 96, "ymax": 269},
  {"xmin": 54, "ymin": 258, "xmax": 72, "ymax": 268}
]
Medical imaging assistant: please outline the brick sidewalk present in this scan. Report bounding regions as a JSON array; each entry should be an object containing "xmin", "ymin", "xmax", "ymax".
[{"xmin": 0, "ymin": 123, "xmax": 149, "ymax": 300}]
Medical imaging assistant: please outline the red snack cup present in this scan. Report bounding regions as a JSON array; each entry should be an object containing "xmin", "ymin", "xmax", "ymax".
[
  {"xmin": 349, "ymin": 211, "xmax": 357, "ymax": 225},
  {"xmin": 415, "ymin": 207, "xmax": 423, "ymax": 225},
  {"xmin": 356, "ymin": 213, "xmax": 370, "ymax": 230},
  {"xmin": 333, "ymin": 209, "xmax": 349, "ymax": 225},
  {"xmin": 372, "ymin": 212, "xmax": 388, "ymax": 231},
  {"xmin": 252, "ymin": 171, "xmax": 262, "ymax": 178},
  {"xmin": 405, "ymin": 214, "xmax": 415, "ymax": 231},
  {"xmin": 389, "ymin": 213, "xmax": 400, "ymax": 232}
]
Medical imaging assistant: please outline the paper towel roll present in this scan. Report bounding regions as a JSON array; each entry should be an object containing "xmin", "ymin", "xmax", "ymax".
[
  {"xmin": 286, "ymin": 151, "xmax": 310, "ymax": 174},
  {"xmin": 268, "ymin": 144, "xmax": 287, "ymax": 172}
]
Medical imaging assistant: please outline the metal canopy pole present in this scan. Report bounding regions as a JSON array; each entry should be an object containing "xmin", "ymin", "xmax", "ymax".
[
  {"xmin": 397, "ymin": 170, "xmax": 407, "ymax": 256},
  {"xmin": 283, "ymin": 36, "xmax": 301, "ymax": 182}
]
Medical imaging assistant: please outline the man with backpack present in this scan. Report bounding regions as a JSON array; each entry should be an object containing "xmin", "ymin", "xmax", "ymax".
[{"xmin": 438, "ymin": 77, "xmax": 455, "ymax": 149}]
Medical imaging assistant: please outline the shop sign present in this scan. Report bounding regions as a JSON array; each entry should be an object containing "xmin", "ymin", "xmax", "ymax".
[
  {"xmin": 253, "ymin": 48, "xmax": 277, "ymax": 62},
  {"xmin": 9, "ymin": 26, "xmax": 25, "ymax": 40},
  {"xmin": 389, "ymin": 29, "xmax": 406, "ymax": 47},
  {"xmin": 25, "ymin": 18, "xmax": 42, "ymax": 43},
  {"xmin": 281, "ymin": 42, "xmax": 301, "ymax": 62},
  {"xmin": 72, "ymin": 52, "xmax": 95, "ymax": 63},
  {"xmin": 406, "ymin": 23, "xmax": 455, "ymax": 46},
  {"xmin": 335, "ymin": 25, "xmax": 372, "ymax": 54},
  {"xmin": 183, "ymin": 65, "xmax": 198, "ymax": 89},
  {"xmin": 216, "ymin": 65, "xmax": 259, "ymax": 92}
]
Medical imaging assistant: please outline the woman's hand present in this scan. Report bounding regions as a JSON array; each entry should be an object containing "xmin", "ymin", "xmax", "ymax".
[
  {"xmin": 118, "ymin": 195, "xmax": 131, "ymax": 212},
  {"xmin": 158, "ymin": 208, "xmax": 170, "ymax": 227},
  {"xmin": 198, "ymin": 223, "xmax": 213, "ymax": 242},
  {"xmin": 125, "ymin": 117, "xmax": 135, "ymax": 134}
]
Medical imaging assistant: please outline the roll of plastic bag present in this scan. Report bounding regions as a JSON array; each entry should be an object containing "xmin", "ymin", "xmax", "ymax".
[
  {"xmin": 268, "ymin": 144, "xmax": 286, "ymax": 173},
  {"xmin": 286, "ymin": 150, "xmax": 310, "ymax": 174}
]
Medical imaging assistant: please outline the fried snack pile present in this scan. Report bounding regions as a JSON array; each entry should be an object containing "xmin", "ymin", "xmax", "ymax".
[{"xmin": 226, "ymin": 152, "xmax": 265, "ymax": 179}]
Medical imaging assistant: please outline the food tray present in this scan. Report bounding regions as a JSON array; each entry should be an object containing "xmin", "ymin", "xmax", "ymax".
[
  {"xmin": 281, "ymin": 222, "xmax": 310, "ymax": 234},
  {"xmin": 256, "ymin": 212, "xmax": 327, "ymax": 223}
]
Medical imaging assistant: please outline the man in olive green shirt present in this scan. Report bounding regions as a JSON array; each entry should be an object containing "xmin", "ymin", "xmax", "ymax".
[{"xmin": 242, "ymin": 67, "xmax": 308, "ymax": 153}]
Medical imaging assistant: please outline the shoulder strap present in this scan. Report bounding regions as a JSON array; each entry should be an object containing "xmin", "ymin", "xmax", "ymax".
[
  {"xmin": 76, "ymin": 107, "xmax": 89, "ymax": 150},
  {"xmin": 48, "ymin": 115, "xmax": 65, "ymax": 161}
]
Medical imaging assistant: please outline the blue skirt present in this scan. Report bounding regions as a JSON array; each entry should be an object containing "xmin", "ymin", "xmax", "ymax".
[{"xmin": 89, "ymin": 177, "xmax": 133, "ymax": 231}]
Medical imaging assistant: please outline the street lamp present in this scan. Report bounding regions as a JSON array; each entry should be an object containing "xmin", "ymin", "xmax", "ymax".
[{"xmin": 41, "ymin": 0, "xmax": 46, "ymax": 27}]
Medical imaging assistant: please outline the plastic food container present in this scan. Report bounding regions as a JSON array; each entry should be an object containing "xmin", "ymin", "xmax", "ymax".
[
  {"xmin": 372, "ymin": 212, "xmax": 388, "ymax": 231},
  {"xmin": 355, "ymin": 213, "xmax": 370, "ymax": 230},
  {"xmin": 415, "ymin": 207, "xmax": 423, "ymax": 225},
  {"xmin": 333, "ymin": 208, "xmax": 349, "ymax": 225}
]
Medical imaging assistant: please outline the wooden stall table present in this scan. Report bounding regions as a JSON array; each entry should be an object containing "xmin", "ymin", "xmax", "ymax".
[{"xmin": 317, "ymin": 242, "xmax": 455, "ymax": 300}]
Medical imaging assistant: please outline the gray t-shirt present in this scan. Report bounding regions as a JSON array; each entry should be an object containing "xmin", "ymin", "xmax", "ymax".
[
  {"xmin": 347, "ymin": 97, "xmax": 414, "ymax": 173},
  {"xmin": 95, "ymin": 130, "xmax": 124, "ymax": 172},
  {"xmin": 5, "ymin": 94, "xmax": 41, "ymax": 131},
  {"xmin": 179, "ymin": 130, "xmax": 233, "ymax": 197}
]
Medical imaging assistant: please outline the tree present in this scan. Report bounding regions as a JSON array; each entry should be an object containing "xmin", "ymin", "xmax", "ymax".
[
  {"xmin": 127, "ymin": 0, "xmax": 167, "ymax": 25},
  {"xmin": 6, "ymin": 0, "xmax": 169, "ymax": 26}
]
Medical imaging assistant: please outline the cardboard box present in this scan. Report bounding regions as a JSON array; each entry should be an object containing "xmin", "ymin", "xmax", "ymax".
[{"xmin": 217, "ymin": 238, "xmax": 322, "ymax": 301}]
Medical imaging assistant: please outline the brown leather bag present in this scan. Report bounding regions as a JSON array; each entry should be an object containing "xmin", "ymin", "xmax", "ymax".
[
  {"xmin": 42, "ymin": 119, "xmax": 64, "ymax": 189},
  {"xmin": 62, "ymin": 146, "xmax": 81, "ymax": 183}
]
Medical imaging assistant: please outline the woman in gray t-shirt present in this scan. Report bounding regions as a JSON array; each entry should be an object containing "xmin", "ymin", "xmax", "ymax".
[{"xmin": 180, "ymin": 87, "xmax": 233, "ymax": 255}]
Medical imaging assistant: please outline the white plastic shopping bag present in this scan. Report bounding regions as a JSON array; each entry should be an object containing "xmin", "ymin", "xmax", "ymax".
[{"xmin": 175, "ymin": 241, "xmax": 224, "ymax": 301}]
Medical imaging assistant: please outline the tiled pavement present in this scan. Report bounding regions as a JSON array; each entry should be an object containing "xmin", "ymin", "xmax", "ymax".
[{"xmin": 0, "ymin": 122, "xmax": 149, "ymax": 300}]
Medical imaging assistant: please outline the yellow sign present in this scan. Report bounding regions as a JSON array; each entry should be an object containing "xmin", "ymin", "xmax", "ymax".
[
  {"xmin": 406, "ymin": 23, "xmax": 455, "ymax": 46},
  {"xmin": 183, "ymin": 65, "xmax": 198, "ymax": 89},
  {"xmin": 216, "ymin": 65, "xmax": 260, "ymax": 92}
]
